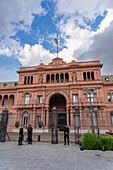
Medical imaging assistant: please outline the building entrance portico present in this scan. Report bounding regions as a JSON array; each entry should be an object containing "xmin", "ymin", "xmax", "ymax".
[{"xmin": 49, "ymin": 93, "xmax": 67, "ymax": 129}]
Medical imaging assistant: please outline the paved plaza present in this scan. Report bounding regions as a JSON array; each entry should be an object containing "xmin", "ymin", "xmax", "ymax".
[{"xmin": 0, "ymin": 141, "xmax": 113, "ymax": 170}]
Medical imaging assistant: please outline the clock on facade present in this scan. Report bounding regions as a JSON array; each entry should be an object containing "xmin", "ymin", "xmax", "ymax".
[{"xmin": 56, "ymin": 61, "xmax": 59, "ymax": 64}]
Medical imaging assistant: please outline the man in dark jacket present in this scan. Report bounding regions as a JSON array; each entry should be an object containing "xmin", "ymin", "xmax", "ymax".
[
  {"xmin": 27, "ymin": 125, "xmax": 33, "ymax": 144},
  {"xmin": 18, "ymin": 125, "xmax": 23, "ymax": 145},
  {"xmin": 64, "ymin": 125, "xmax": 69, "ymax": 145}
]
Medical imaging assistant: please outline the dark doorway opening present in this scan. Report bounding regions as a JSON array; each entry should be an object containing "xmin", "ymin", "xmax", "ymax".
[{"xmin": 49, "ymin": 94, "xmax": 66, "ymax": 130}]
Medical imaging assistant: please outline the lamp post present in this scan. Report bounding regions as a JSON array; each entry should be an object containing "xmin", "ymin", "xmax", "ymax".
[
  {"xmin": 74, "ymin": 106, "xmax": 81, "ymax": 144},
  {"xmin": 51, "ymin": 106, "xmax": 58, "ymax": 144},
  {"xmin": 83, "ymin": 88, "xmax": 96, "ymax": 133}
]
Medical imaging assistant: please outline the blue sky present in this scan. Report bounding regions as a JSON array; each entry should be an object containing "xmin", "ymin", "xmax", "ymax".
[{"xmin": 0, "ymin": 0, "xmax": 113, "ymax": 82}]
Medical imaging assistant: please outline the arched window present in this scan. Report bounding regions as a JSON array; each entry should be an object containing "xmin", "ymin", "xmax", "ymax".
[
  {"xmin": 108, "ymin": 94, "xmax": 111, "ymax": 103},
  {"xmin": 24, "ymin": 76, "xmax": 27, "ymax": 85},
  {"xmin": 0, "ymin": 95, "xmax": 2, "ymax": 106},
  {"xmin": 2, "ymin": 95, "xmax": 8, "ymax": 106},
  {"xmin": 10, "ymin": 94, "xmax": 14, "ymax": 105},
  {"xmin": 65, "ymin": 73, "xmax": 69, "ymax": 82},
  {"xmin": 56, "ymin": 74, "xmax": 59, "ymax": 83},
  {"xmin": 31, "ymin": 76, "xmax": 33, "ymax": 84},
  {"xmin": 60, "ymin": 73, "xmax": 64, "ymax": 82},
  {"xmin": 51, "ymin": 74, "xmax": 54, "ymax": 83},
  {"xmin": 24, "ymin": 93, "xmax": 30, "ymax": 104},
  {"xmin": 87, "ymin": 72, "xmax": 90, "ymax": 81},
  {"xmin": 22, "ymin": 112, "xmax": 28, "ymax": 126},
  {"xmin": 46, "ymin": 74, "xmax": 50, "ymax": 83},
  {"xmin": 83, "ymin": 72, "xmax": 86, "ymax": 81},
  {"xmin": 9, "ymin": 113, "xmax": 12, "ymax": 125},
  {"xmin": 91, "ymin": 72, "xmax": 94, "ymax": 80},
  {"xmin": 28, "ymin": 76, "xmax": 30, "ymax": 84}
]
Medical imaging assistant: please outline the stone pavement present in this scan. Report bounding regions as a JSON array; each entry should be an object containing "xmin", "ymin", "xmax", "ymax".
[{"xmin": 0, "ymin": 142, "xmax": 113, "ymax": 170}]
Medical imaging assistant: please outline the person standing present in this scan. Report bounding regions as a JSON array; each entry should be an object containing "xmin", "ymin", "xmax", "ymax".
[
  {"xmin": 64, "ymin": 125, "xmax": 69, "ymax": 145},
  {"xmin": 27, "ymin": 125, "xmax": 33, "ymax": 144},
  {"xmin": 18, "ymin": 125, "xmax": 23, "ymax": 145}
]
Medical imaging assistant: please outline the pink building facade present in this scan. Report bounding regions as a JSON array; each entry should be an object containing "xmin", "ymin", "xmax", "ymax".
[{"xmin": 0, "ymin": 57, "xmax": 113, "ymax": 134}]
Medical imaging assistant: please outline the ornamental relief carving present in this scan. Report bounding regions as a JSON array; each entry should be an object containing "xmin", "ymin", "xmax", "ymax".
[
  {"xmin": 45, "ymin": 90, "xmax": 69, "ymax": 98},
  {"xmin": 38, "ymin": 74, "xmax": 43, "ymax": 83},
  {"xmin": 72, "ymin": 71, "xmax": 77, "ymax": 82}
]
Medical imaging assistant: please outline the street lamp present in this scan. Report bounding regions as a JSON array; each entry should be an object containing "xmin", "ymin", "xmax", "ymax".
[
  {"xmin": 83, "ymin": 88, "xmax": 96, "ymax": 133},
  {"xmin": 74, "ymin": 106, "xmax": 81, "ymax": 144},
  {"xmin": 51, "ymin": 106, "xmax": 58, "ymax": 144}
]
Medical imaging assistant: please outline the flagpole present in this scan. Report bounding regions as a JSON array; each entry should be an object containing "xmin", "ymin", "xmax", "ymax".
[{"xmin": 57, "ymin": 35, "xmax": 58, "ymax": 58}]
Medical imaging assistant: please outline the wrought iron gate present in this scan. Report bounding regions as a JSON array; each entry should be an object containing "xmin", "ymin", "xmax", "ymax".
[{"xmin": 0, "ymin": 108, "xmax": 9, "ymax": 142}]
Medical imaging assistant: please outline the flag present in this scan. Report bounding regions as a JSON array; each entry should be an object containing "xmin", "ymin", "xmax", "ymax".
[{"xmin": 54, "ymin": 38, "xmax": 58, "ymax": 44}]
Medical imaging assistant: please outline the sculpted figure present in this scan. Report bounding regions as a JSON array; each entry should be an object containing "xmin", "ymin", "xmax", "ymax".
[
  {"xmin": 38, "ymin": 74, "xmax": 43, "ymax": 83},
  {"xmin": 72, "ymin": 72, "xmax": 77, "ymax": 81}
]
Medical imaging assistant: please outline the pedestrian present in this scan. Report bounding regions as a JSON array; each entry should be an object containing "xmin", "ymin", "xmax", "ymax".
[
  {"xmin": 18, "ymin": 125, "xmax": 23, "ymax": 145},
  {"xmin": 64, "ymin": 125, "xmax": 69, "ymax": 145},
  {"xmin": 27, "ymin": 125, "xmax": 33, "ymax": 144}
]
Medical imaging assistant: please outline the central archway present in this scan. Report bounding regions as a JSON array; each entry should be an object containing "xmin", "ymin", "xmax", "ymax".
[{"xmin": 49, "ymin": 93, "xmax": 67, "ymax": 129}]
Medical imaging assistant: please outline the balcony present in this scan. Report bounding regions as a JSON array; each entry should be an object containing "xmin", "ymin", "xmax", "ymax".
[{"xmin": 16, "ymin": 103, "xmax": 43, "ymax": 109}]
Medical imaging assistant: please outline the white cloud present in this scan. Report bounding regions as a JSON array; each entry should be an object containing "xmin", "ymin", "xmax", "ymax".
[
  {"xmin": 0, "ymin": 0, "xmax": 44, "ymax": 35},
  {"xmin": 53, "ymin": 0, "xmax": 113, "ymax": 74},
  {"xmin": 18, "ymin": 44, "xmax": 55, "ymax": 66},
  {"xmin": 56, "ymin": 0, "xmax": 113, "ymax": 20},
  {"xmin": 97, "ymin": 9, "xmax": 113, "ymax": 33},
  {"xmin": 0, "ymin": 0, "xmax": 45, "ymax": 57},
  {"xmin": 0, "ymin": 0, "xmax": 113, "ymax": 76}
]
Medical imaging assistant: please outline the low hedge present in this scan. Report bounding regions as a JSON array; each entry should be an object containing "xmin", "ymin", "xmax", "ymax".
[{"xmin": 82, "ymin": 133, "xmax": 113, "ymax": 151}]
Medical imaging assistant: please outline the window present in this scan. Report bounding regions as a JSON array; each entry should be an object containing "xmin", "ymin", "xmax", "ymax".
[
  {"xmin": 108, "ymin": 94, "xmax": 111, "ymax": 103},
  {"xmin": 51, "ymin": 74, "xmax": 54, "ymax": 83},
  {"xmin": 3, "ymin": 83, "xmax": 7, "ymax": 87},
  {"xmin": 87, "ymin": 72, "xmax": 90, "ymax": 81},
  {"xmin": 65, "ymin": 73, "xmax": 69, "ymax": 82},
  {"xmin": 56, "ymin": 74, "xmax": 59, "ymax": 83},
  {"xmin": 91, "ymin": 72, "xmax": 94, "ymax": 80},
  {"xmin": 28, "ymin": 76, "xmax": 30, "ymax": 84},
  {"xmin": 38, "ymin": 96, "xmax": 42, "ymax": 104},
  {"xmin": 9, "ymin": 113, "xmax": 12, "ymax": 125},
  {"xmin": 31, "ymin": 76, "xmax": 33, "ymax": 84},
  {"xmin": 73, "ymin": 94, "xmax": 78, "ymax": 103},
  {"xmin": 14, "ymin": 83, "xmax": 18, "ymax": 86},
  {"xmin": 2, "ymin": 100, "xmax": 6, "ymax": 106},
  {"xmin": 23, "ymin": 112, "xmax": 28, "ymax": 126},
  {"xmin": 87, "ymin": 92, "xmax": 95, "ymax": 103},
  {"xmin": 83, "ymin": 72, "xmax": 86, "ymax": 81},
  {"xmin": 24, "ymin": 76, "xmax": 27, "ymax": 85},
  {"xmin": 105, "ymin": 77, "xmax": 109, "ymax": 82},
  {"xmin": 89, "ymin": 111, "xmax": 97, "ymax": 127},
  {"xmin": 24, "ymin": 93, "xmax": 30, "ymax": 104},
  {"xmin": 111, "ymin": 113, "xmax": 113, "ymax": 125},
  {"xmin": 60, "ymin": 73, "xmax": 64, "ymax": 82},
  {"xmin": 46, "ymin": 74, "xmax": 50, "ymax": 83},
  {"xmin": 36, "ymin": 116, "xmax": 41, "ymax": 127},
  {"xmin": 12, "ymin": 99, "xmax": 14, "ymax": 105}
]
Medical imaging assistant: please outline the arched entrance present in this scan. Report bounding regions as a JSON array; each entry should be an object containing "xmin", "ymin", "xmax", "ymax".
[{"xmin": 49, "ymin": 93, "xmax": 67, "ymax": 129}]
